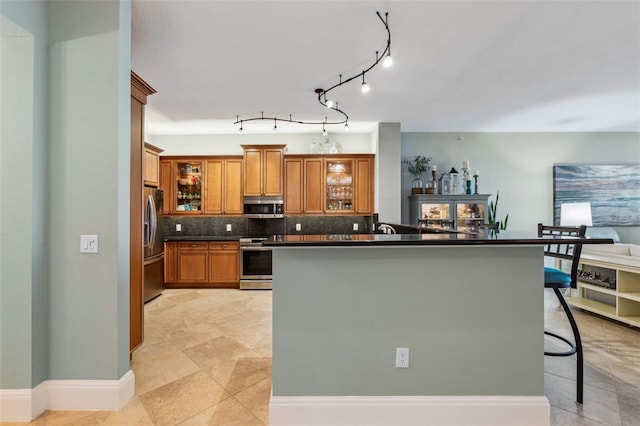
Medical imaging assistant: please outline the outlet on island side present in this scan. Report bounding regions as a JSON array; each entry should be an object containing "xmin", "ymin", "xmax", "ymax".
[{"xmin": 396, "ymin": 347, "xmax": 409, "ymax": 368}]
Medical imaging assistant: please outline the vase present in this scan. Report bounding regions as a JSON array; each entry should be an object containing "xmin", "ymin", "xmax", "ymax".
[{"xmin": 411, "ymin": 177, "xmax": 424, "ymax": 195}]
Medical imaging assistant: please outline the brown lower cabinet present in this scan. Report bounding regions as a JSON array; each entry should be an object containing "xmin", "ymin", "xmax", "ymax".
[{"xmin": 164, "ymin": 241, "xmax": 239, "ymax": 288}]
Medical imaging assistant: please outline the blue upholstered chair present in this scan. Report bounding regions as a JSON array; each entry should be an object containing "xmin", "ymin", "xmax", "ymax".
[{"xmin": 538, "ymin": 223, "xmax": 586, "ymax": 404}]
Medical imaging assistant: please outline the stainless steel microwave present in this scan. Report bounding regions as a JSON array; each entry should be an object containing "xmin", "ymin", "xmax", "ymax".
[{"xmin": 243, "ymin": 196, "xmax": 284, "ymax": 218}]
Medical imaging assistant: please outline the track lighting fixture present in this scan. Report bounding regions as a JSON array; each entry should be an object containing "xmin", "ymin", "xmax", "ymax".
[
  {"xmin": 383, "ymin": 52, "xmax": 393, "ymax": 67},
  {"xmin": 360, "ymin": 72, "xmax": 370, "ymax": 93},
  {"xmin": 234, "ymin": 11, "xmax": 392, "ymax": 133}
]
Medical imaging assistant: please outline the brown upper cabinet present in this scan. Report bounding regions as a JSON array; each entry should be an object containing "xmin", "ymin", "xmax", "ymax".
[
  {"xmin": 284, "ymin": 154, "xmax": 374, "ymax": 215},
  {"xmin": 204, "ymin": 158, "xmax": 243, "ymax": 215},
  {"xmin": 242, "ymin": 145, "xmax": 285, "ymax": 196},
  {"xmin": 160, "ymin": 156, "xmax": 243, "ymax": 215},
  {"xmin": 143, "ymin": 142, "xmax": 163, "ymax": 187}
]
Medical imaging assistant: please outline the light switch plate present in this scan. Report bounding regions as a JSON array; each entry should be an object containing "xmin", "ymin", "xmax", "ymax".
[
  {"xmin": 296, "ymin": 223, "xmax": 301, "ymax": 231},
  {"xmin": 353, "ymin": 223, "xmax": 359, "ymax": 231},
  {"xmin": 226, "ymin": 224, "xmax": 232, "ymax": 232},
  {"xmin": 176, "ymin": 224, "xmax": 182, "ymax": 232},
  {"xmin": 80, "ymin": 235, "xmax": 99, "ymax": 253}
]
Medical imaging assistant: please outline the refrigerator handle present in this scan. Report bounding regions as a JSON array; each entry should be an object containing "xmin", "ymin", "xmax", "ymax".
[{"xmin": 148, "ymin": 194, "xmax": 157, "ymax": 253}]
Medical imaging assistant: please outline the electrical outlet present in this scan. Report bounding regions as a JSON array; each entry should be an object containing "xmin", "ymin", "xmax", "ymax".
[
  {"xmin": 353, "ymin": 223, "xmax": 359, "ymax": 231},
  {"xmin": 396, "ymin": 347, "xmax": 409, "ymax": 368},
  {"xmin": 176, "ymin": 224, "xmax": 182, "ymax": 232},
  {"xmin": 296, "ymin": 223, "xmax": 301, "ymax": 231},
  {"xmin": 226, "ymin": 224, "xmax": 232, "ymax": 232}
]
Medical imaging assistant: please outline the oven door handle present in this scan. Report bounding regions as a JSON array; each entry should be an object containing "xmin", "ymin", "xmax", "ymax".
[{"xmin": 240, "ymin": 246, "xmax": 272, "ymax": 251}]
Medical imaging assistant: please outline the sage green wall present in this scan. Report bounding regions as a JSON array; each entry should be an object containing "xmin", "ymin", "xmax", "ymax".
[
  {"xmin": 0, "ymin": 1, "xmax": 49, "ymax": 389},
  {"xmin": 48, "ymin": 0, "xmax": 130, "ymax": 380},
  {"xmin": 402, "ymin": 132, "xmax": 640, "ymax": 243},
  {"xmin": 0, "ymin": 0, "xmax": 131, "ymax": 388},
  {"xmin": 272, "ymin": 245, "xmax": 544, "ymax": 396}
]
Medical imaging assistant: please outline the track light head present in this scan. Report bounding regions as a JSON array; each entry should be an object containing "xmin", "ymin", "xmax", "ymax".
[
  {"xmin": 383, "ymin": 54, "xmax": 392, "ymax": 67},
  {"xmin": 361, "ymin": 72, "xmax": 370, "ymax": 93}
]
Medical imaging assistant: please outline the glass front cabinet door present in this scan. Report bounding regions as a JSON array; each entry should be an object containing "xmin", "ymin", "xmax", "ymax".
[
  {"xmin": 409, "ymin": 194, "xmax": 490, "ymax": 230},
  {"xmin": 325, "ymin": 159, "xmax": 354, "ymax": 213},
  {"xmin": 176, "ymin": 161, "xmax": 203, "ymax": 213}
]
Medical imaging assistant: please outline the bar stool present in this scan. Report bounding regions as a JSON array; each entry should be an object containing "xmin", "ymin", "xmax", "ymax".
[{"xmin": 538, "ymin": 223, "xmax": 586, "ymax": 404}]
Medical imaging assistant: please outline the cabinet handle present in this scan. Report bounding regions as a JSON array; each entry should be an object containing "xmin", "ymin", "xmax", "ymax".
[
  {"xmin": 191, "ymin": 244, "xmax": 197, "ymax": 248},
  {"xmin": 222, "ymin": 244, "xmax": 228, "ymax": 248}
]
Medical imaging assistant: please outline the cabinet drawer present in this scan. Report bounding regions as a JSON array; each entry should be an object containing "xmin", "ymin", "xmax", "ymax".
[
  {"xmin": 178, "ymin": 241, "xmax": 209, "ymax": 250},
  {"xmin": 209, "ymin": 241, "xmax": 239, "ymax": 250}
]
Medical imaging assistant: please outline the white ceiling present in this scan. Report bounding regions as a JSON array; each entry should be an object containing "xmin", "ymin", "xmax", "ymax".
[{"xmin": 132, "ymin": 0, "xmax": 640, "ymax": 135}]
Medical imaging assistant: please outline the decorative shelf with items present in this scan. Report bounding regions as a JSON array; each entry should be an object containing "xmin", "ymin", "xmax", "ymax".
[
  {"xmin": 409, "ymin": 194, "xmax": 490, "ymax": 230},
  {"xmin": 176, "ymin": 161, "xmax": 202, "ymax": 213},
  {"xmin": 568, "ymin": 256, "xmax": 640, "ymax": 327}
]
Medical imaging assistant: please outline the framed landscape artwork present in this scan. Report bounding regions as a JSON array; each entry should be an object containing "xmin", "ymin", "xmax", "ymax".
[{"xmin": 553, "ymin": 165, "xmax": 640, "ymax": 226}]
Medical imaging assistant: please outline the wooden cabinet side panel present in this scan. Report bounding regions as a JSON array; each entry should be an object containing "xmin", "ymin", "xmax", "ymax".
[
  {"xmin": 204, "ymin": 160, "xmax": 224, "ymax": 214},
  {"xmin": 130, "ymin": 97, "xmax": 144, "ymax": 353},
  {"xmin": 225, "ymin": 159, "xmax": 243, "ymax": 214},
  {"xmin": 355, "ymin": 158, "xmax": 374, "ymax": 214},
  {"xmin": 164, "ymin": 242, "xmax": 178, "ymax": 283},
  {"xmin": 160, "ymin": 160, "xmax": 173, "ymax": 214},
  {"xmin": 244, "ymin": 150, "xmax": 263, "ymax": 196},
  {"xmin": 177, "ymin": 251, "xmax": 209, "ymax": 282},
  {"xmin": 264, "ymin": 149, "xmax": 284, "ymax": 196},
  {"xmin": 284, "ymin": 159, "xmax": 303, "ymax": 214},
  {"xmin": 304, "ymin": 158, "xmax": 324, "ymax": 214}
]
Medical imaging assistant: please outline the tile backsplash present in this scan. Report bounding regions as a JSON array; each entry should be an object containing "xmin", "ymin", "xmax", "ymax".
[{"xmin": 163, "ymin": 215, "xmax": 372, "ymax": 237}]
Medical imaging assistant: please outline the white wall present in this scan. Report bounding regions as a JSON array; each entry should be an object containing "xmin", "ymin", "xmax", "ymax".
[
  {"xmin": 150, "ymin": 132, "xmax": 374, "ymax": 156},
  {"xmin": 402, "ymin": 132, "xmax": 640, "ymax": 243}
]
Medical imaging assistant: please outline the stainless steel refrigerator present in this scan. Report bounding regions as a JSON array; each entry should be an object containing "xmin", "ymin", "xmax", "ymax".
[{"xmin": 144, "ymin": 187, "xmax": 164, "ymax": 302}]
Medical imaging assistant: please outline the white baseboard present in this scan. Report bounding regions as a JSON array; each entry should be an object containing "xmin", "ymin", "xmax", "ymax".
[
  {"xmin": 269, "ymin": 395, "xmax": 550, "ymax": 426},
  {"xmin": 0, "ymin": 370, "xmax": 135, "ymax": 422}
]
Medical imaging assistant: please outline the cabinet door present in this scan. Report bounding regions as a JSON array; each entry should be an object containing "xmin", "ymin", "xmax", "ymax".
[
  {"xmin": 284, "ymin": 158, "xmax": 303, "ymax": 214},
  {"xmin": 143, "ymin": 143, "xmax": 163, "ymax": 187},
  {"xmin": 175, "ymin": 161, "xmax": 203, "ymax": 214},
  {"xmin": 325, "ymin": 158, "xmax": 354, "ymax": 214},
  {"xmin": 304, "ymin": 158, "xmax": 324, "ymax": 214},
  {"xmin": 224, "ymin": 159, "xmax": 243, "ymax": 214},
  {"xmin": 263, "ymin": 148, "xmax": 284, "ymax": 196},
  {"xmin": 244, "ymin": 149, "xmax": 263, "ymax": 196},
  {"xmin": 160, "ymin": 160, "xmax": 173, "ymax": 214},
  {"xmin": 355, "ymin": 158, "xmax": 374, "ymax": 214},
  {"xmin": 204, "ymin": 160, "xmax": 224, "ymax": 214},
  {"xmin": 164, "ymin": 241, "xmax": 178, "ymax": 283},
  {"xmin": 209, "ymin": 242, "xmax": 239, "ymax": 285},
  {"xmin": 177, "ymin": 243, "xmax": 208, "ymax": 282}
]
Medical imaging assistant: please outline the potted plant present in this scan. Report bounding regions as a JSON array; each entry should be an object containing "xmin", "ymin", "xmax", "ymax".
[
  {"xmin": 402, "ymin": 155, "xmax": 432, "ymax": 194},
  {"xmin": 488, "ymin": 191, "xmax": 509, "ymax": 230}
]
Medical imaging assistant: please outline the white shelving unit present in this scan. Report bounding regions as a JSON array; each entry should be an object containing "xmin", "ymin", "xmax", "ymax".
[{"xmin": 568, "ymin": 254, "xmax": 640, "ymax": 327}]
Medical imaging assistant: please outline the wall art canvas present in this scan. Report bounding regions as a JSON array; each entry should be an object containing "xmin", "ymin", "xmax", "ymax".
[{"xmin": 553, "ymin": 165, "xmax": 640, "ymax": 226}]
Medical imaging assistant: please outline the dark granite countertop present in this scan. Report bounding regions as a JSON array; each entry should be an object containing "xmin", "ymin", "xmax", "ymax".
[
  {"xmin": 264, "ymin": 231, "xmax": 614, "ymax": 247},
  {"xmin": 164, "ymin": 235, "xmax": 244, "ymax": 242}
]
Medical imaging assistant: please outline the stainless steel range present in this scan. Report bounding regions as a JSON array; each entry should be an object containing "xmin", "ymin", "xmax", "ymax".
[{"xmin": 239, "ymin": 237, "xmax": 272, "ymax": 290}]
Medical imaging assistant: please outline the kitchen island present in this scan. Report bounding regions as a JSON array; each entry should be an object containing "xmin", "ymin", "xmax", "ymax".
[{"xmin": 264, "ymin": 231, "xmax": 612, "ymax": 426}]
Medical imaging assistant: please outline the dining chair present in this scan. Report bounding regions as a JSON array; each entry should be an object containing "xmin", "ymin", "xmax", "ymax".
[{"xmin": 538, "ymin": 223, "xmax": 586, "ymax": 404}]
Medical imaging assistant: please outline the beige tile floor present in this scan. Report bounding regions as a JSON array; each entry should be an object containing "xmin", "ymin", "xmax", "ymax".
[{"xmin": 5, "ymin": 288, "xmax": 640, "ymax": 425}]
